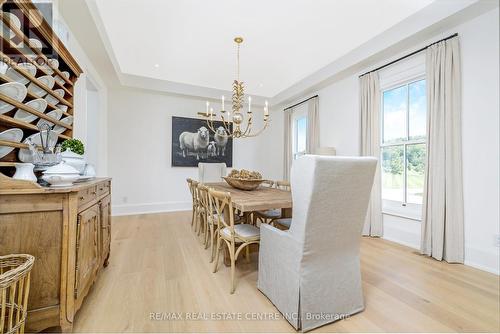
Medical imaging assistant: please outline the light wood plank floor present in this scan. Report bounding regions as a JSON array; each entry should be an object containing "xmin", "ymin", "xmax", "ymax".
[{"xmin": 73, "ymin": 211, "xmax": 500, "ymax": 333}]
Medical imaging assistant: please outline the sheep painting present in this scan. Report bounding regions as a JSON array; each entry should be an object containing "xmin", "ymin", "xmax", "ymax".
[
  {"xmin": 214, "ymin": 126, "xmax": 228, "ymax": 156},
  {"xmin": 179, "ymin": 126, "xmax": 209, "ymax": 160},
  {"xmin": 172, "ymin": 116, "xmax": 233, "ymax": 167},
  {"xmin": 207, "ymin": 141, "xmax": 217, "ymax": 157}
]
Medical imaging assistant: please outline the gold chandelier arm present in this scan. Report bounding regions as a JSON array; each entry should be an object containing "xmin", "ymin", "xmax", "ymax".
[
  {"xmin": 244, "ymin": 120, "xmax": 270, "ymax": 138},
  {"xmin": 241, "ymin": 118, "xmax": 253, "ymax": 137},
  {"xmin": 220, "ymin": 116, "xmax": 233, "ymax": 137},
  {"xmin": 205, "ymin": 118, "xmax": 218, "ymax": 134}
]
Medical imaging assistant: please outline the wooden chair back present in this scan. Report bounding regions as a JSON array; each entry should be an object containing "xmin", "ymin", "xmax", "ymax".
[
  {"xmin": 209, "ymin": 189, "xmax": 235, "ymax": 234},
  {"xmin": 191, "ymin": 180, "xmax": 200, "ymax": 206},
  {"xmin": 276, "ymin": 180, "xmax": 291, "ymax": 191},
  {"xmin": 197, "ymin": 184, "xmax": 209, "ymax": 214},
  {"xmin": 261, "ymin": 180, "xmax": 275, "ymax": 188},
  {"xmin": 186, "ymin": 178, "xmax": 196, "ymax": 203}
]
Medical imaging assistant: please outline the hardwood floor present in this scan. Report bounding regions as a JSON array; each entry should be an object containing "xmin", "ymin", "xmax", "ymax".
[{"xmin": 73, "ymin": 211, "xmax": 500, "ymax": 333}]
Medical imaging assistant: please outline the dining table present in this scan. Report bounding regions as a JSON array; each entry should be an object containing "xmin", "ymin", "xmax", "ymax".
[{"xmin": 205, "ymin": 182, "xmax": 292, "ymax": 265}]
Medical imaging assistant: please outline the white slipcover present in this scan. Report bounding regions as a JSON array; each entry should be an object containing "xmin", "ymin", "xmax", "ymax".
[
  {"xmin": 257, "ymin": 156, "xmax": 377, "ymax": 332},
  {"xmin": 198, "ymin": 163, "xmax": 227, "ymax": 183}
]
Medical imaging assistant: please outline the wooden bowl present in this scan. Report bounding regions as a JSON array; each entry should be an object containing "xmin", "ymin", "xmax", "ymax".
[{"xmin": 222, "ymin": 177, "xmax": 266, "ymax": 191}]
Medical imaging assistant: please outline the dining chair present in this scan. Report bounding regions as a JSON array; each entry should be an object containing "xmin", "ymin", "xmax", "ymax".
[
  {"xmin": 205, "ymin": 188, "xmax": 245, "ymax": 262},
  {"xmin": 314, "ymin": 146, "xmax": 337, "ymax": 156},
  {"xmin": 273, "ymin": 181, "xmax": 292, "ymax": 229},
  {"xmin": 275, "ymin": 180, "xmax": 291, "ymax": 191},
  {"xmin": 198, "ymin": 162, "xmax": 227, "ymax": 183},
  {"xmin": 197, "ymin": 184, "xmax": 210, "ymax": 246},
  {"xmin": 190, "ymin": 180, "xmax": 203, "ymax": 234},
  {"xmin": 210, "ymin": 189, "xmax": 260, "ymax": 294},
  {"xmin": 257, "ymin": 156, "xmax": 377, "ymax": 331},
  {"xmin": 186, "ymin": 178, "xmax": 197, "ymax": 229},
  {"xmin": 253, "ymin": 180, "xmax": 286, "ymax": 225}
]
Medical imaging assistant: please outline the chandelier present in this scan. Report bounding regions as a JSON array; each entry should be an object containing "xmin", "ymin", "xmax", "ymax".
[{"xmin": 198, "ymin": 37, "xmax": 270, "ymax": 138}]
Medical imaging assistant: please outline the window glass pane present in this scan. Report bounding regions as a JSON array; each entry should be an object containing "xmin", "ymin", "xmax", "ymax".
[
  {"xmin": 407, "ymin": 143, "xmax": 426, "ymax": 204},
  {"xmin": 409, "ymin": 80, "xmax": 426, "ymax": 140},
  {"xmin": 296, "ymin": 116, "xmax": 307, "ymax": 153},
  {"xmin": 383, "ymin": 86, "xmax": 407, "ymax": 143},
  {"xmin": 382, "ymin": 146, "xmax": 404, "ymax": 202}
]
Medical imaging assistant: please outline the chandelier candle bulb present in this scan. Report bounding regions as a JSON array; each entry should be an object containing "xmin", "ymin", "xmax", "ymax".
[
  {"xmin": 265, "ymin": 100, "xmax": 269, "ymax": 116},
  {"xmin": 206, "ymin": 101, "xmax": 209, "ymax": 115},
  {"xmin": 222, "ymin": 95, "xmax": 225, "ymax": 111},
  {"xmin": 248, "ymin": 96, "xmax": 252, "ymax": 113}
]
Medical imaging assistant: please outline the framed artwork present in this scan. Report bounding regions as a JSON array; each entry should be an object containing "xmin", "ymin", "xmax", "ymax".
[{"xmin": 171, "ymin": 116, "xmax": 233, "ymax": 167}]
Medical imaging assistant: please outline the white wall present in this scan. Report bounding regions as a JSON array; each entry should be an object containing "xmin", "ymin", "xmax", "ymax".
[
  {"xmin": 85, "ymin": 86, "xmax": 99, "ymax": 167},
  {"xmin": 108, "ymin": 87, "xmax": 282, "ymax": 216},
  {"xmin": 287, "ymin": 8, "xmax": 499, "ymax": 274},
  {"xmin": 53, "ymin": 1, "xmax": 110, "ymax": 176}
]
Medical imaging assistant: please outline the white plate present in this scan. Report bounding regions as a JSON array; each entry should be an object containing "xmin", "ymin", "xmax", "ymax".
[
  {"xmin": 18, "ymin": 130, "xmax": 58, "ymax": 162},
  {"xmin": 0, "ymin": 82, "xmax": 28, "ymax": 114},
  {"xmin": 0, "ymin": 13, "xmax": 21, "ymax": 39},
  {"xmin": 74, "ymin": 175, "xmax": 95, "ymax": 183},
  {"xmin": 42, "ymin": 58, "xmax": 59, "ymax": 75},
  {"xmin": 16, "ymin": 38, "xmax": 43, "ymax": 59},
  {"xmin": 28, "ymin": 75, "xmax": 55, "ymax": 97},
  {"xmin": 5, "ymin": 62, "xmax": 37, "ymax": 85},
  {"xmin": 45, "ymin": 89, "xmax": 64, "ymax": 105},
  {"xmin": 0, "ymin": 128, "xmax": 23, "ymax": 159},
  {"xmin": 28, "ymin": 38, "xmax": 43, "ymax": 53},
  {"xmin": 53, "ymin": 115, "xmax": 73, "ymax": 134},
  {"xmin": 56, "ymin": 104, "xmax": 68, "ymax": 113},
  {"xmin": 0, "ymin": 61, "xmax": 8, "ymax": 75},
  {"xmin": 14, "ymin": 98, "xmax": 47, "ymax": 123},
  {"xmin": 36, "ymin": 108, "xmax": 63, "ymax": 128},
  {"xmin": 54, "ymin": 71, "xmax": 70, "ymax": 85}
]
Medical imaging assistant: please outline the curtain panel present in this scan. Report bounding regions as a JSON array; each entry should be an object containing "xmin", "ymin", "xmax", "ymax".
[
  {"xmin": 283, "ymin": 108, "xmax": 293, "ymax": 181},
  {"xmin": 421, "ymin": 36, "xmax": 464, "ymax": 263},
  {"xmin": 360, "ymin": 72, "xmax": 383, "ymax": 237},
  {"xmin": 306, "ymin": 97, "xmax": 320, "ymax": 154}
]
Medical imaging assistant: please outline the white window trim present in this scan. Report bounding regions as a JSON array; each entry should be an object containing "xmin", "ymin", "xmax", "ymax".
[{"xmin": 379, "ymin": 55, "xmax": 426, "ymax": 221}]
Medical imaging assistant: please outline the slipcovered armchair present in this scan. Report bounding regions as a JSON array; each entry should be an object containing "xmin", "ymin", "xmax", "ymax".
[
  {"xmin": 257, "ymin": 156, "xmax": 377, "ymax": 331},
  {"xmin": 198, "ymin": 162, "xmax": 227, "ymax": 183}
]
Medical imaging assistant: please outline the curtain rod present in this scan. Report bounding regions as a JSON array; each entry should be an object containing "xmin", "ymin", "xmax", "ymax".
[
  {"xmin": 359, "ymin": 33, "xmax": 458, "ymax": 78},
  {"xmin": 283, "ymin": 95, "xmax": 318, "ymax": 111}
]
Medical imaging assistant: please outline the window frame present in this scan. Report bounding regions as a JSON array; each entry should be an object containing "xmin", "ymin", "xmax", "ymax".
[{"xmin": 380, "ymin": 75, "xmax": 426, "ymax": 220}]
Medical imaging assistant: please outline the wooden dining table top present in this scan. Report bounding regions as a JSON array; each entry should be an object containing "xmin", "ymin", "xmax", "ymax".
[{"xmin": 205, "ymin": 182, "xmax": 292, "ymax": 212}]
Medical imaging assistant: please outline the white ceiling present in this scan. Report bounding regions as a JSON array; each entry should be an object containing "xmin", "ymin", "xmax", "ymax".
[{"xmin": 94, "ymin": 0, "xmax": 434, "ymax": 98}]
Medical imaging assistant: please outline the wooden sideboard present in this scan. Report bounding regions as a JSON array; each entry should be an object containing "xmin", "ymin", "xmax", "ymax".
[{"xmin": 0, "ymin": 178, "xmax": 112, "ymax": 332}]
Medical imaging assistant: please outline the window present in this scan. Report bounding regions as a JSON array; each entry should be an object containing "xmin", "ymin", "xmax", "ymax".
[
  {"xmin": 294, "ymin": 116, "xmax": 307, "ymax": 159},
  {"xmin": 292, "ymin": 104, "xmax": 308, "ymax": 160},
  {"xmin": 381, "ymin": 79, "xmax": 426, "ymax": 218}
]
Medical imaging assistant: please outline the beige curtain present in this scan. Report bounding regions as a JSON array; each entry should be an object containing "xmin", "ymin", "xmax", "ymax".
[
  {"xmin": 421, "ymin": 37, "xmax": 464, "ymax": 263},
  {"xmin": 306, "ymin": 97, "xmax": 320, "ymax": 154},
  {"xmin": 360, "ymin": 72, "xmax": 383, "ymax": 237},
  {"xmin": 283, "ymin": 108, "xmax": 293, "ymax": 180}
]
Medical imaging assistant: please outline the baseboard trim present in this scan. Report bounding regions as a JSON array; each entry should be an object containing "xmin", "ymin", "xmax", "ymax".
[
  {"xmin": 382, "ymin": 235, "xmax": 419, "ymax": 250},
  {"xmin": 112, "ymin": 201, "xmax": 191, "ymax": 216},
  {"xmin": 464, "ymin": 246, "xmax": 500, "ymax": 275}
]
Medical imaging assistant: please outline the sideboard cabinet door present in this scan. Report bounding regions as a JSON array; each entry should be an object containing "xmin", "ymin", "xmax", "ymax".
[
  {"xmin": 74, "ymin": 204, "xmax": 100, "ymax": 307},
  {"xmin": 99, "ymin": 194, "xmax": 111, "ymax": 266}
]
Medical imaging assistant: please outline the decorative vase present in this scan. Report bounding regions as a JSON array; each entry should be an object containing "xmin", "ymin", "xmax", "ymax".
[
  {"xmin": 61, "ymin": 149, "xmax": 86, "ymax": 174},
  {"xmin": 13, "ymin": 163, "xmax": 37, "ymax": 182}
]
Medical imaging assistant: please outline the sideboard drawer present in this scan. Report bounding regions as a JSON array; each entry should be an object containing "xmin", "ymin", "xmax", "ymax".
[
  {"xmin": 97, "ymin": 181, "xmax": 110, "ymax": 198},
  {"xmin": 78, "ymin": 186, "xmax": 98, "ymax": 208}
]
